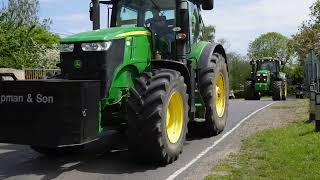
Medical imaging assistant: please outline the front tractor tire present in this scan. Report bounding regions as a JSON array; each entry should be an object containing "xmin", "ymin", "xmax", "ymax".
[
  {"xmin": 244, "ymin": 80, "xmax": 254, "ymax": 100},
  {"xmin": 127, "ymin": 69, "xmax": 189, "ymax": 164},
  {"xmin": 198, "ymin": 53, "xmax": 229, "ymax": 136},
  {"xmin": 272, "ymin": 81, "xmax": 283, "ymax": 101},
  {"xmin": 244, "ymin": 80, "xmax": 260, "ymax": 100}
]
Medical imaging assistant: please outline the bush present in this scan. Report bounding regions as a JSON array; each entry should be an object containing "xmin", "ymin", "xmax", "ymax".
[{"xmin": 234, "ymin": 90, "xmax": 244, "ymax": 99}]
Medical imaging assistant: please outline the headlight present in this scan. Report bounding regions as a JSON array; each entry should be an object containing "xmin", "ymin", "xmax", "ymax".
[
  {"xmin": 257, "ymin": 74, "xmax": 261, "ymax": 76},
  {"xmin": 81, "ymin": 42, "xmax": 112, "ymax": 51},
  {"xmin": 60, "ymin": 44, "xmax": 74, "ymax": 52}
]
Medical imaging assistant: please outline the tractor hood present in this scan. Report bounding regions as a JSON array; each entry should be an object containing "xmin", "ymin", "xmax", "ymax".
[
  {"xmin": 61, "ymin": 27, "xmax": 150, "ymax": 43},
  {"xmin": 256, "ymin": 70, "xmax": 270, "ymax": 76}
]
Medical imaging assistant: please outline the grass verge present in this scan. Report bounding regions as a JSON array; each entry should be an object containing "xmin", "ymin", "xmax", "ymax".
[
  {"xmin": 271, "ymin": 100, "xmax": 308, "ymax": 109},
  {"xmin": 205, "ymin": 101, "xmax": 320, "ymax": 179}
]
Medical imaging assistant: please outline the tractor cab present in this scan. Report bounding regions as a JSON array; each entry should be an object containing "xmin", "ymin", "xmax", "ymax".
[
  {"xmin": 245, "ymin": 57, "xmax": 287, "ymax": 101},
  {"xmin": 254, "ymin": 58, "xmax": 280, "ymax": 84},
  {"xmin": 256, "ymin": 58, "xmax": 281, "ymax": 76},
  {"xmin": 87, "ymin": 0, "xmax": 213, "ymax": 60},
  {"xmin": 113, "ymin": 0, "xmax": 176, "ymax": 58}
]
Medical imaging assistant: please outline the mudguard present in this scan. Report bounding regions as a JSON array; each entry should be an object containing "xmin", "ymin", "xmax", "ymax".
[{"xmin": 198, "ymin": 43, "xmax": 228, "ymax": 71}]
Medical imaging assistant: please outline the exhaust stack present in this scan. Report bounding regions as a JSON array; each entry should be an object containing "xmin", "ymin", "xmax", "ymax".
[{"xmin": 90, "ymin": 0, "xmax": 100, "ymax": 30}]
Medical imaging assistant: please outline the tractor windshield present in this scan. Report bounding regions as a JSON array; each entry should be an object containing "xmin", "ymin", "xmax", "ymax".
[
  {"xmin": 115, "ymin": 0, "xmax": 176, "ymax": 29},
  {"xmin": 257, "ymin": 61, "xmax": 279, "ymax": 73},
  {"xmin": 114, "ymin": 0, "xmax": 176, "ymax": 58}
]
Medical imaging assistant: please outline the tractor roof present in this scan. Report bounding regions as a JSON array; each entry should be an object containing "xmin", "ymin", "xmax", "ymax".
[
  {"xmin": 256, "ymin": 57, "xmax": 281, "ymax": 62},
  {"xmin": 104, "ymin": 0, "xmax": 175, "ymax": 10}
]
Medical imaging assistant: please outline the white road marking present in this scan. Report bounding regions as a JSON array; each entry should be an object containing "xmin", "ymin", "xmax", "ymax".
[{"xmin": 166, "ymin": 102, "xmax": 275, "ymax": 180}]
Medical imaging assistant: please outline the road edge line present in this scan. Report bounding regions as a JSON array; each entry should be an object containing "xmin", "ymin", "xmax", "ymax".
[{"xmin": 166, "ymin": 102, "xmax": 276, "ymax": 180}]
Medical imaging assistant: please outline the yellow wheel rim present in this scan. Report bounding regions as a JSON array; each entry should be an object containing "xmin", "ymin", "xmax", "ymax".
[
  {"xmin": 166, "ymin": 91, "xmax": 184, "ymax": 144},
  {"xmin": 285, "ymin": 82, "xmax": 287, "ymax": 97},
  {"xmin": 216, "ymin": 73, "xmax": 226, "ymax": 118}
]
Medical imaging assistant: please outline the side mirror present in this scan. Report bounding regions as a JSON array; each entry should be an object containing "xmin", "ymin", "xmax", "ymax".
[{"xmin": 202, "ymin": 0, "xmax": 214, "ymax": 10}]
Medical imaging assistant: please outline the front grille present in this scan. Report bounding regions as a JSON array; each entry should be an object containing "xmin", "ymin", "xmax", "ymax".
[
  {"xmin": 256, "ymin": 75, "xmax": 267, "ymax": 83},
  {"xmin": 59, "ymin": 39, "xmax": 125, "ymax": 98}
]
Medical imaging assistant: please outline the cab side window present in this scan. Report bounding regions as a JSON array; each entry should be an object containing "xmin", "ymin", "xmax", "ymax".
[
  {"xmin": 189, "ymin": 3, "xmax": 200, "ymax": 45},
  {"xmin": 117, "ymin": 7, "xmax": 138, "ymax": 27}
]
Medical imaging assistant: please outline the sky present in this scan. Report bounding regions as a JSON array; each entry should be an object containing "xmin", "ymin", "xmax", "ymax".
[{"xmin": 1, "ymin": 0, "xmax": 317, "ymax": 55}]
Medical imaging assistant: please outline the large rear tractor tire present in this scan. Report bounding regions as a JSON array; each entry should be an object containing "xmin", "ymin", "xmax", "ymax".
[
  {"xmin": 197, "ymin": 53, "xmax": 229, "ymax": 136},
  {"xmin": 127, "ymin": 69, "xmax": 189, "ymax": 164},
  {"xmin": 30, "ymin": 146, "xmax": 83, "ymax": 156},
  {"xmin": 244, "ymin": 80, "xmax": 260, "ymax": 100},
  {"xmin": 272, "ymin": 81, "xmax": 282, "ymax": 101}
]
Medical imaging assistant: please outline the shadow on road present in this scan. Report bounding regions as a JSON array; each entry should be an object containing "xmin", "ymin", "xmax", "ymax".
[{"xmin": 0, "ymin": 132, "xmax": 160, "ymax": 180}]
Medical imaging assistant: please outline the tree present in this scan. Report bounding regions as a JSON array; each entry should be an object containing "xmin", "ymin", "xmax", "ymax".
[
  {"xmin": 311, "ymin": 0, "xmax": 320, "ymax": 24},
  {"xmin": 227, "ymin": 52, "xmax": 251, "ymax": 90},
  {"xmin": 288, "ymin": 0, "xmax": 320, "ymax": 60},
  {"xmin": 283, "ymin": 61, "xmax": 305, "ymax": 85},
  {"xmin": 286, "ymin": 0, "xmax": 320, "ymax": 85},
  {"xmin": 248, "ymin": 32, "xmax": 290, "ymax": 62},
  {"xmin": 4, "ymin": 0, "xmax": 40, "ymax": 26},
  {"xmin": 201, "ymin": 25, "xmax": 215, "ymax": 41},
  {"xmin": 0, "ymin": 0, "xmax": 60, "ymax": 69}
]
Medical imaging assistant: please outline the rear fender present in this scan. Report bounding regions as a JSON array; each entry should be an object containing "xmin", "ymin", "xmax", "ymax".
[
  {"xmin": 151, "ymin": 60, "xmax": 195, "ymax": 116},
  {"xmin": 198, "ymin": 43, "xmax": 228, "ymax": 71},
  {"xmin": 151, "ymin": 60, "xmax": 191, "ymax": 89}
]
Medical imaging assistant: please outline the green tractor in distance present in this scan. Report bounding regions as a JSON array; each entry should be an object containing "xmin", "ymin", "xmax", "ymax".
[
  {"xmin": 0, "ymin": 0, "xmax": 229, "ymax": 165},
  {"xmin": 244, "ymin": 57, "xmax": 287, "ymax": 101}
]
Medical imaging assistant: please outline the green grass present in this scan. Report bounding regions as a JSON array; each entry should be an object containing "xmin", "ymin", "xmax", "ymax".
[
  {"xmin": 205, "ymin": 113, "xmax": 320, "ymax": 179},
  {"xmin": 271, "ymin": 101, "xmax": 308, "ymax": 109}
]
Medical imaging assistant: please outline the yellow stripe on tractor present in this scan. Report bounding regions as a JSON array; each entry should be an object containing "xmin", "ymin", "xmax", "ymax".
[{"xmin": 116, "ymin": 31, "xmax": 151, "ymax": 37}]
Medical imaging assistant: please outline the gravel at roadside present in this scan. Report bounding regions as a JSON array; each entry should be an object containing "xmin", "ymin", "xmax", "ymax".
[{"xmin": 181, "ymin": 98, "xmax": 308, "ymax": 180}]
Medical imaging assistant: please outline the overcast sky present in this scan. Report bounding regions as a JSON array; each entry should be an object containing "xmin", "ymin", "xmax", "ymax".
[
  {"xmin": 202, "ymin": 0, "xmax": 316, "ymax": 55},
  {"xmin": 1, "ymin": 0, "xmax": 317, "ymax": 55}
]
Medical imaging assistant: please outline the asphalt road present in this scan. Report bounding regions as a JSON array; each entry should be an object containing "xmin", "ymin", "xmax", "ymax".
[{"xmin": 0, "ymin": 99, "xmax": 273, "ymax": 180}]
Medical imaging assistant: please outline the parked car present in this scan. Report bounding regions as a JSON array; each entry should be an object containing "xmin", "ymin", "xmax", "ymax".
[{"xmin": 229, "ymin": 90, "xmax": 235, "ymax": 99}]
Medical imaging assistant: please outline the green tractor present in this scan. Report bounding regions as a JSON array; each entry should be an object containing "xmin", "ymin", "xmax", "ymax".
[
  {"xmin": 0, "ymin": 0, "xmax": 229, "ymax": 164},
  {"xmin": 244, "ymin": 57, "xmax": 287, "ymax": 101}
]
